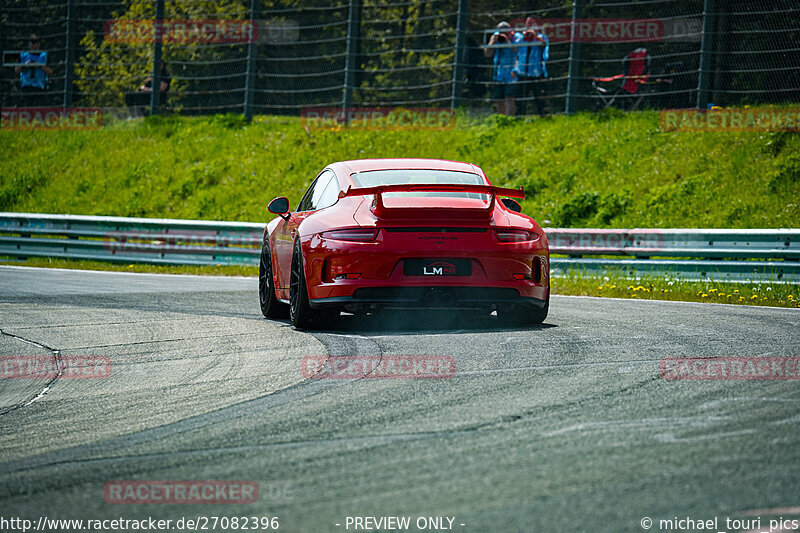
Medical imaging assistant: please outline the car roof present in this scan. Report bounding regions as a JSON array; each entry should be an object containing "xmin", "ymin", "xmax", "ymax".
[{"xmin": 333, "ymin": 158, "xmax": 483, "ymax": 178}]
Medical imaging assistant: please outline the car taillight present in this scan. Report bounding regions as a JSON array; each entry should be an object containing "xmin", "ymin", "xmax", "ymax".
[
  {"xmin": 321, "ymin": 228, "xmax": 379, "ymax": 241},
  {"xmin": 494, "ymin": 229, "xmax": 537, "ymax": 242}
]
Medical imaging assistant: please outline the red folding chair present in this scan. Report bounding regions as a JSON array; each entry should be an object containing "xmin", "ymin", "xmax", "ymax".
[{"xmin": 592, "ymin": 48, "xmax": 652, "ymax": 110}]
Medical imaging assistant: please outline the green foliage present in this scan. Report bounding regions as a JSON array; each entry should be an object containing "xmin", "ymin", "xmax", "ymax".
[
  {"xmin": 358, "ymin": 1, "xmax": 454, "ymax": 104},
  {"xmin": 74, "ymin": 0, "xmax": 248, "ymax": 107},
  {"xmin": 556, "ymin": 192, "xmax": 599, "ymax": 226},
  {"xmin": 1, "ymin": 110, "xmax": 799, "ymax": 228}
]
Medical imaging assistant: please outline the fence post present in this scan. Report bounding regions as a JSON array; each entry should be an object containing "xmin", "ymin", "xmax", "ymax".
[
  {"xmin": 150, "ymin": 0, "xmax": 165, "ymax": 116},
  {"xmin": 711, "ymin": 4, "xmax": 729, "ymax": 106},
  {"xmin": 565, "ymin": 0, "xmax": 583, "ymax": 114},
  {"xmin": 696, "ymin": 0, "xmax": 715, "ymax": 109},
  {"xmin": 244, "ymin": 0, "xmax": 261, "ymax": 122},
  {"xmin": 450, "ymin": 0, "xmax": 468, "ymax": 110},
  {"xmin": 63, "ymin": 0, "xmax": 75, "ymax": 108},
  {"xmin": 342, "ymin": 0, "xmax": 362, "ymax": 116}
]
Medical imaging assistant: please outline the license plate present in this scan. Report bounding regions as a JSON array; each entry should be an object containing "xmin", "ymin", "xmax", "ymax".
[{"xmin": 404, "ymin": 259, "xmax": 471, "ymax": 276}]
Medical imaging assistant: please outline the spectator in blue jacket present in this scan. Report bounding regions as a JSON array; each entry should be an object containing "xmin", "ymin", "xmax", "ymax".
[
  {"xmin": 512, "ymin": 18, "xmax": 550, "ymax": 116},
  {"xmin": 484, "ymin": 21, "xmax": 522, "ymax": 116},
  {"xmin": 14, "ymin": 34, "xmax": 52, "ymax": 107}
]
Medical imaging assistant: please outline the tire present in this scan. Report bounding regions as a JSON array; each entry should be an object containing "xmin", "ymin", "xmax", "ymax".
[
  {"xmin": 259, "ymin": 241, "xmax": 288, "ymax": 319},
  {"xmin": 289, "ymin": 240, "xmax": 339, "ymax": 330},
  {"xmin": 497, "ymin": 287, "xmax": 549, "ymax": 326}
]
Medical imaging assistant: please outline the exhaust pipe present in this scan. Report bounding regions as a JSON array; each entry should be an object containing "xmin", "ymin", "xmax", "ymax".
[{"xmin": 423, "ymin": 289, "xmax": 455, "ymax": 307}]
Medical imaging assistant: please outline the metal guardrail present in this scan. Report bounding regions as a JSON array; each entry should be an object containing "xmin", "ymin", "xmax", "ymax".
[
  {"xmin": 547, "ymin": 228, "xmax": 800, "ymax": 283},
  {"xmin": 0, "ymin": 213, "xmax": 798, "ymax": 283},
  {"xmin": 0, "ymin": 213, "xmax": 263, "ymax": 266},
  {"xmin": 547, "ymin": 228, "xmax": 800, "ymax": 260}
]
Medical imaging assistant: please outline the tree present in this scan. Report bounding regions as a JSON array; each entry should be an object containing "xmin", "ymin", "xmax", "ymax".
[{"xmin": 74, "ymin": 0, "xmax": 249, "ymax": 109}]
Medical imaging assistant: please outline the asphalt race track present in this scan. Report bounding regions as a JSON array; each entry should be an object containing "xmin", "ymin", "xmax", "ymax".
[{"xmin": 1, "ymin": 265, "xmax": 799, "ymax": 533}]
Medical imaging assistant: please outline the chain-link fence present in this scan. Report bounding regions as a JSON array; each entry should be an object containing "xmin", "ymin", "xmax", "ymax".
[{"xmin": 2, "ymin": 0, "xmax": 799, "ymax": 117}]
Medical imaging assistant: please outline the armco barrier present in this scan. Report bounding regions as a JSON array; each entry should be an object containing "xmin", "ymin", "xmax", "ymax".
[
  {"xmin": 0, "ymin": 213, "xmax": 798, "ymax": 283},
  {"xmin": 0, "ymin": 213, "xmax": 262, "ymax": 266}
]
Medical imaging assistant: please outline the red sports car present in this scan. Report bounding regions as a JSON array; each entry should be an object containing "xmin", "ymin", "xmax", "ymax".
[{"xmin": 259, "ymin": 159, "xmax": 549, "ymax": 329}]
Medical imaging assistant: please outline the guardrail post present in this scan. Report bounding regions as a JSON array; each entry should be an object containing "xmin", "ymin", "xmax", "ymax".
[
  {"xmin": 342, "ymin": 0, "xmax": 362, "ymax": 117},
  {"xmin": 696, "ymin": 0, "xmax": 715, "ymax": 109},
  {"xmin": 565, "ymin": 0, "xmax": 583, "ymax": 114},
  {"xmin": 244, "ymin": 0, "xmax": 261, "ymax": 122},
  {"xmin": 150, "ymin": 0, "xmax": 165, "ymax": 116},
  {"xmin": 63, "ymin": 0, "xmax": 76, "ymax": 108},
  {"xmin": 450, "ymin": 0, "xmax": 468, "ymax": 110}
]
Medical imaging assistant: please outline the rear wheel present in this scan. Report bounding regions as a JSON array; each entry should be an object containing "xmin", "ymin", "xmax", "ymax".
[
  {"xmin": 497, "ymin": 287, "xmax": 549, "ymax": 326},
  {"xmin": 289, "ymin": 240, "xmax": 339, "ymax": 330},
  {"xmin": 259, "ymin": 241, "xmax": 288, "ymax": 319}
]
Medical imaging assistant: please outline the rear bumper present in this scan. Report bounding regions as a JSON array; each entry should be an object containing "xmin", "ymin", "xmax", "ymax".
[
  {"xmin": 301, "ymin": 226, "xmax": 549, "ymax": 305},
  {"xmin": 310, "ymin": 286, "xmax": 547, "ymax": 309}
]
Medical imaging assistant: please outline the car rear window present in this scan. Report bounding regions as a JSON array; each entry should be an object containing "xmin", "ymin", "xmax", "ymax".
[{"xmin": 351, "ymin": 169, "xmax": 487, "ymax": 200}]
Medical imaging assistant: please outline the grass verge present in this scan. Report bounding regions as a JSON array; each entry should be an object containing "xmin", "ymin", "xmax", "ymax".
[
  {"xmin": 0, "ymin": 257, "xmax": 257, "ymax": 276},
  {"xmin": 553, "ymin": 274, "xmax": 799, "ymax": 309},
  {"xmin": 2, "ymin": 110, "xmax": 799, "ymax": 228}
]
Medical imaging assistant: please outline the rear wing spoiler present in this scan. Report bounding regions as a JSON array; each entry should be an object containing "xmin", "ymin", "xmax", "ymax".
[
  {"xmin": 342, "ymin": 182, "xmax": 523, "ymax": 201},
  {"xmin": 339, "ymin": 183, "xmax": 525, "ymax": 217}
]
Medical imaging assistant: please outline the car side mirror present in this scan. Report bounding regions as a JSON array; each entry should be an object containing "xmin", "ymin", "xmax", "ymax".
[
  {"xmin": 268, "ymin": 196, "xmax": 290, "ymax": 216},
  {"xmin": 501, "ymin": 198, "xmax": 522, "ymax": 213}
]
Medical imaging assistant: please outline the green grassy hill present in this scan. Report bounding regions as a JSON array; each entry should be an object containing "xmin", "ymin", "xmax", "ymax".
[{"xmin": 1, "ymin": 111, "xmax": 798, "ymax": 227}]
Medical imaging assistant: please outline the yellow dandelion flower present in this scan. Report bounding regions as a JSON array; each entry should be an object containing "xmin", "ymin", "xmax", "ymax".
[
  {"xmin": 733, "ymin": 290, "xmax": 739, "ymax": 293},
  {"xmin": 701, "ymin": 293, "xmax": 708, "ymax": 298},
  {"xmin": 739, "ymin": 297, "xmax": 745, "ymax": 301},
  {"xmin": 709, "ymin": 288, "xmax": 718, "ymax": 293},
  {"xmin": 751, "ymin": 295, "xmax": 758, "ymax": 299},
  {"xmin": 609, "ymin": 285, "xmax": 616, "ymax": 289}
]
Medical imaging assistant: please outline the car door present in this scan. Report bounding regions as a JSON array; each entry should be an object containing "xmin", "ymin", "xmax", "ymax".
[{"xmin": 272, "ymin": 170, "xmax": 337, "ymax": 296}]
